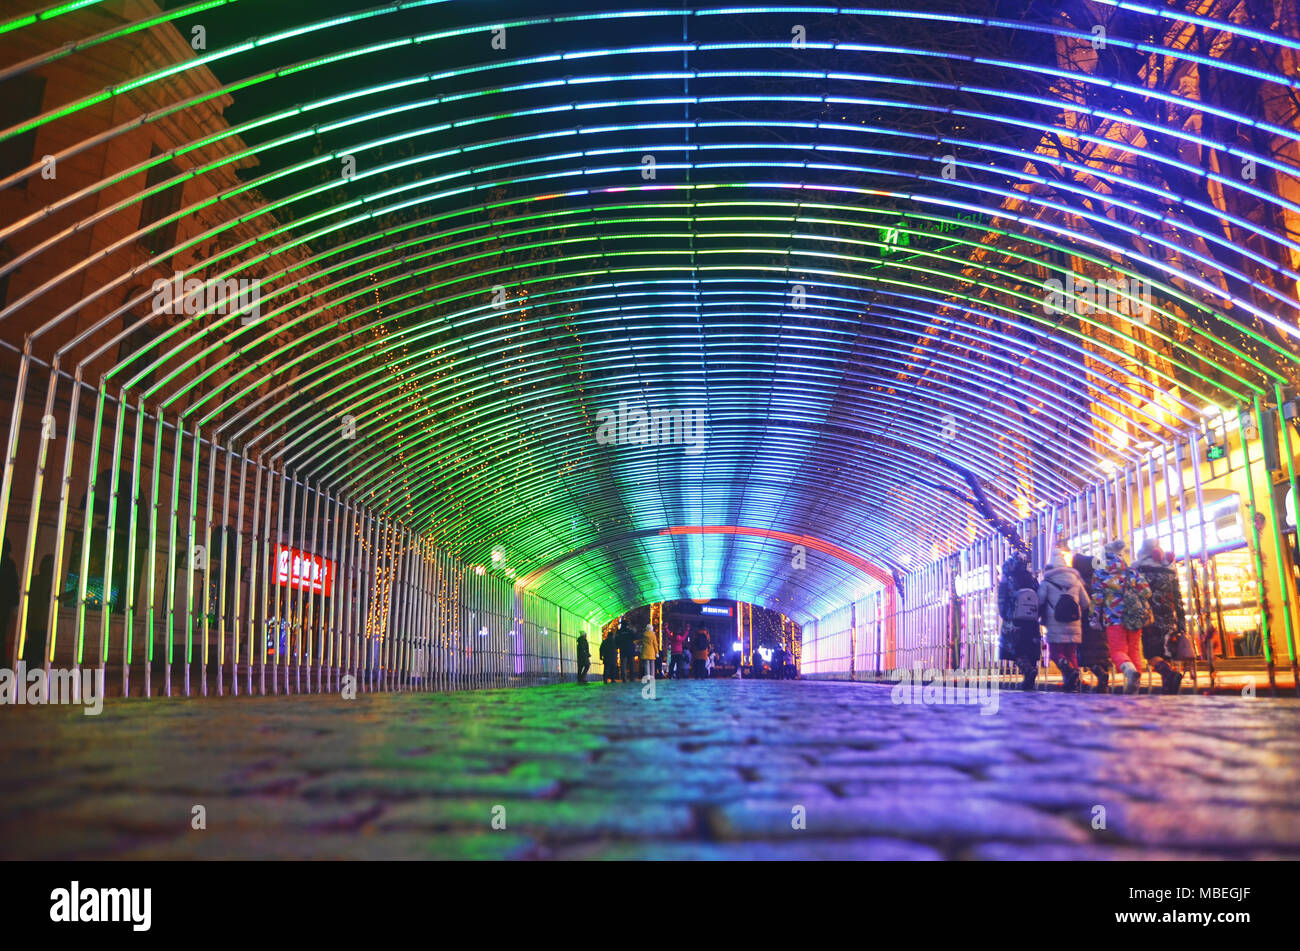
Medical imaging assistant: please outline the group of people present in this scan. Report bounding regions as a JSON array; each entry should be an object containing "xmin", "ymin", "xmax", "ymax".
[
  {"xmin": 573, "ymin": 620, "xmax": 796, "ymax": 684},
  {"xmin": 0, "ymin": 538, "xmax": 54, "ymax": 668},
  {"xmin": 998, "ymin": 537, "xmax": 1189, "ymax": 694}
]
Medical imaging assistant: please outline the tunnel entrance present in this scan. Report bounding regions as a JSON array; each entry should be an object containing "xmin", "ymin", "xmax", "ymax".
[{"xmin": 600, "ymin": 600, "xmax": 801, "ymax": 680}]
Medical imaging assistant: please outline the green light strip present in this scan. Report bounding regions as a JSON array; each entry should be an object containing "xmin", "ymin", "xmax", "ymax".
[{"xmin": 0, "ymin": 0, "xmax": 100, "ymax": 36}]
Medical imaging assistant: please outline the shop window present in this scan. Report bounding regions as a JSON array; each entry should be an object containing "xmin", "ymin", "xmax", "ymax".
[
  {"xmin": 137, "ymin": 145, "xmax": 182, "ymax": 263},
  {"xmin": 0, "ymin": 74, "xmax": 46, "ymax": 188},
  {"xmin": 0, "ymin": 242, "xmax": 12, "ymax": 311},
  {"xmin": 116, "ymin": 285, "xmax": 163, "ymax": 391},
  {"xmin": 61, "ymin": 469, "xmax": 145, "ymax": 615}
]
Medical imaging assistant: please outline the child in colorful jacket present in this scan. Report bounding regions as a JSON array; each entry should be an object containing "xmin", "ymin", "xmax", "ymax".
[{"xmin": 1090, "ymin": 539, "xmax": 1152, "ymax": 694}]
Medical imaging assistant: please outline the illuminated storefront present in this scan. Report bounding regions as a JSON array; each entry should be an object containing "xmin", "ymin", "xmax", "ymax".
[
  {"xmin": 1129, "ymin": 493, "xmax": 1263, "ymax": 658},
  {"xmin": 266, "ymin": 546, "xmax": 338, "ymax": 664}
]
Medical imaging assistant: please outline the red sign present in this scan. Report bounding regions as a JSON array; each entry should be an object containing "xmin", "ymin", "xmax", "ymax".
[{"xmin": 276, "ymin": 545, "xmax": 335, "ymax": 595}]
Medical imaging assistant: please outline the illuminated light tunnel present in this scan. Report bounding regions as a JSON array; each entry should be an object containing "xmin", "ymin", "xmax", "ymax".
[
  {"xmin": 0, "ymin": 0, "xmax": 1298, "ymax": 700},
  {"xmin": 7, "ymin": 0, "xmax": 1300, "ymax": 875}
]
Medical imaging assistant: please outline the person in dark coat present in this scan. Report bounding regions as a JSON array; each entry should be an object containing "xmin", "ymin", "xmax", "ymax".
[
  {"xmin": 23, "ymin": 554, "xmax": 55, "ymax": 669},
  {"xmin": 575, "ymin": 632, "xmax": 591, "ymax": 684},
  {"xmin": 0, "ymin": 537, "xmax": 18, "ymax": 666},
  {"xmin": 998, "ymin": 554, "xmax": 1041, "ymax": 690},
  {"xmin": 599, "ymin": 632, "xmax": 618, "ymax": 684},
  {"xmin": 689, "ymin": 627, "xmax": 711, "ymax": 679},
  {"xmin": 616, "ymin": 620, "xmax": 637, "ymax": 682},
  {"xmin": 1072, "ymin": 552, "xmax": 1111, "ymax": 692},
  {"xmin": 1134, "ymin": 539, "xmax": 1185, "ymax": 694}
]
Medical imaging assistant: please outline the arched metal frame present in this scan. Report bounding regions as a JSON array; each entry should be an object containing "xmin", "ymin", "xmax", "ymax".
[{"xmin": 0, "ymin": 2, "xmax": 1297, "ymax": 695}]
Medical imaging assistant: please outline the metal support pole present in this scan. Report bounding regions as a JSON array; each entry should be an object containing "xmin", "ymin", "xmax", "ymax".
[
  {"xmin": 1255, "ymin": 393, "xmax": 1296, "ymax": 690},
  {"xmin": 1274, "ymin": 382, "xmax": 1300, "ymax": 694},
  {"xmin": 1238, "ymin": 403, "xmax": 1277, "ymax": 693}
]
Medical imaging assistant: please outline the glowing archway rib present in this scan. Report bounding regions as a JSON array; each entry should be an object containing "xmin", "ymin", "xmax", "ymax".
[{"xmin": 516, "ymin": 524, "xmax": 896, "ymax": 637}]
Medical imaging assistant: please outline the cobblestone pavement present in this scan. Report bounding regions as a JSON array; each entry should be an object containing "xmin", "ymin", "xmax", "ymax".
[{"xmin": 3, "ymin": 679, "xmax": 1300, "ymax": 860}]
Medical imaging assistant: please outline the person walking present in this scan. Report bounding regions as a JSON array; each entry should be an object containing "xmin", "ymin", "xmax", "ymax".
[
  {"xmin": 1134, "ymin": 540, "xmax": 1186, "ymax": 694},
  {"xmin": 1091, "ymin": 539, "xmax": 1153, "ymax": 694},
  {"xmin": 689, "ymin": 627, "xmax": 711, "ymax": 679},
  {"xmin": 667, "ymin": 628, "xmax": 688, "ymax": 679},
  {"xmin": 998, "ymin": 553, "xmax": 1042, "ymax": 691},
  {"xmin": 1164, "ymin": 550, "xmax": 1197, "ymax": 670},
  {"xmin": 1038, "ymin": 550, "xmax": 1089, "ymax": 692},
  {"xmin": 23, "ymin": 554, "xmax": 55, "ymax": 670},
  {"xmin": 640, "ymin": 623, "xmax": 660, "ymax": 680},
  {"xmin": 615, "ymin": 619, "xmax": 637, "ymax": 682},
  {"xmin": 1072, "ymin": 552, "xmax": 1111, "ymax": 692},
  {"xmin": 575, "ymin": 631, "xmax": 591, "ymax": 684},
  {"xmin": 599, "ymin": 631, "xmax": 618, "ymax": 684},
  {"xmin": 0, "ymin": 537, "xmax": 18, "ymax": 666}
]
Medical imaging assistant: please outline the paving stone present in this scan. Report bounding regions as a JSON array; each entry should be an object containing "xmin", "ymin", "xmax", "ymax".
[
  {"xmin": 5, "ymin": 793, "xmax": 378, "ymax": 836},
  {"xmin": 120, "ymin": 831, "xmax": 539, "ymax": 860},
  {"xmin": 597, "ymin": 741, "xmax": 811, "ymax": 768},
  {"xmin": 1102, "ymin": 801, "xmax": 1300, "ymax": 850},
  {"xmin": 376, "ymin": 799, "xmax": 694, "ymax": 841},
  {"xmin": 708, "ymin": 795, "xmax": 1091, "ymax": 844},
  {"xmin": 298, "ymin": 767, "xmax": 563, "ymax": 800},
  {"xmin": 0, "ymin": 825, "xmax": 143, "ymax": 860},
  {"xmin": 549, "ymin": 837, "xmax": 944, "ymax": 860},
  {"xmin": 563, "ymin": 781, "xmax": 835, "ymax": 805},
  {"xmin": 969, "ymin": 842, "xmax": 1232, "ymax": 861},
  {"xmin": 835, "ymin": 780, "xmax": 1133, "ymax": 812}
]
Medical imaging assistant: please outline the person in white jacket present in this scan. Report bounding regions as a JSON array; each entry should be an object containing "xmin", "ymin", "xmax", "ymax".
[{"xmin": 1039, "ymin": 550, "xmax": 1091, "ymax": 692}]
